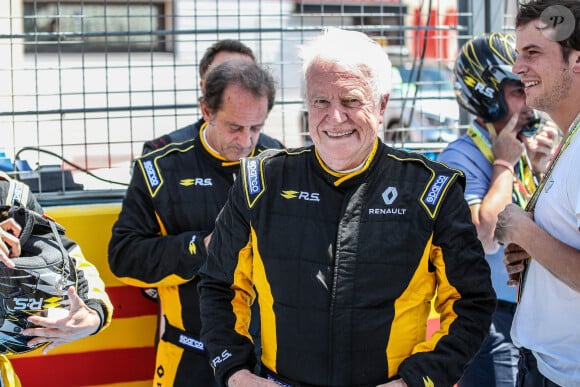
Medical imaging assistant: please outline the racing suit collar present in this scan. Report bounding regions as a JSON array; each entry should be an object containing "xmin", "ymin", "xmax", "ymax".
[
  {"xmin": 198, "ymin": 121, "xmax": 252, "ymax": 168},
  {"xmin": 313, "ymin": 137, "xmax": 381, "ymax": 187}
]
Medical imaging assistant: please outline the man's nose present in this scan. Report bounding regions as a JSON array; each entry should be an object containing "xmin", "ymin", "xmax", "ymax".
[
  {"xmin": 512, "ymin": 56, "xmax": 525, "ymax": 75},
  {"xmin": 237, "ymin": 127, "xmax": 255, "ymax": 148},
  {"xmin": 327, "ymin": 103, "xmax": 347, "ymax": 123}
]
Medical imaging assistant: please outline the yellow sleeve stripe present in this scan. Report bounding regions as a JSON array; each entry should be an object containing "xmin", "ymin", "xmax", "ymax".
[
  {"xmin": 251, "ymin": 226, "xmax": 278, "ymax": 373},
  {"xmin": 387, "ymin": 234, "xmax": 459, "ymax": 377},
  {"xmin": 231, "ymin": 234, "xmax": 255, "ymax": 343}
]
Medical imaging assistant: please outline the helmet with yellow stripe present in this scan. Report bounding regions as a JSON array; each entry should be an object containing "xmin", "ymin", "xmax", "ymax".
[{"xmin": 454, "ymin": 32, "xmax": 522, "ymax": 122}]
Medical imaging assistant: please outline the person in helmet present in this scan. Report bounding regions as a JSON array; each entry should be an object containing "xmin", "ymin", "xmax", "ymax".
[
  {"xmin": 0, "ymin": 173, "xmax": 113, "ymax": 387},
  {"xmin": 438, "ymin": 32, "xmax": 558, "ymax": 386}
]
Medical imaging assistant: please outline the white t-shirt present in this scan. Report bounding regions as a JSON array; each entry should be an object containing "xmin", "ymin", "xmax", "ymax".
[{"xmin": 511, "ymin": 130, "xmax": 580, "ymax": 387}]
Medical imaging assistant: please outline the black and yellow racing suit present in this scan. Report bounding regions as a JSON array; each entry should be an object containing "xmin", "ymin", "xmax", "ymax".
[
  {"xmin": 108, "ymin": 121, "xmax": 283, "ymax": 386},
  {"xmin": 0, "ymin": 175, "xmax": 113, "ymax": 387},
  {"xmin": 199, "ymin": 140, "xmax": 496, "ymax": 387}
]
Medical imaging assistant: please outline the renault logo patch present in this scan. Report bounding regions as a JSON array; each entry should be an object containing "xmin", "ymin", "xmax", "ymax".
[{"xmin": 382, "ymin": 187, "xmax": 398, "ymax": 205}]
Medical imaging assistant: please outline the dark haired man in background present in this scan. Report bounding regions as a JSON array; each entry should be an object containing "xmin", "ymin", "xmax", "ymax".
[{"xmin": 109, "ymin": 60, "xmax": 279, "ymax": 386}]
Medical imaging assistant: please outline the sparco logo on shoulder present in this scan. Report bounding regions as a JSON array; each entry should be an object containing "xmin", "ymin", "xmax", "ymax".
[
  {"xmin": 246, "ymin": 159, "xmax": 261, "ymax": 195},
  {"xmin": 143, "ymin": 160, "xmax": 160, "ymax": 188},
  {"xmin": 425, "ymin": 175, "xmax": 449, "ymax": 205}
]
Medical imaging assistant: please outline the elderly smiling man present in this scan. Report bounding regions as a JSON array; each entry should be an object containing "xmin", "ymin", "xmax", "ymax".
[{"xmin": 199, "ymin": 27, "xmax": 495, "ymax": 387}]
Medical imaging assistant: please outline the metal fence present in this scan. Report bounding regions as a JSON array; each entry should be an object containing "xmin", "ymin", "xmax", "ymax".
[{"xmin": 0, "ymin": 0, "xmax": 518, "ymax": 201}]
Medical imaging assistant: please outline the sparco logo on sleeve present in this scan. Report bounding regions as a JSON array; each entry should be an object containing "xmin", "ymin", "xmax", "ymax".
[
  {"xmin": 143, "ymin": 160, "xmax": 160, "ymax": 188},
  {"xmin": 425, "ymin": 175, "xmax": 449, "ymax": 205},
  {"xmin": 246, "ymin": 159, "xmax": 261, "ymax": 194}
]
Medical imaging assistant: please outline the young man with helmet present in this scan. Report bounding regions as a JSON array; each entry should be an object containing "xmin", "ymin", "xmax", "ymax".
[
  {"xmin": 437, "ymin": 32, "xmax": 558, "ymax": 386},
  {"xmin": 0, "ymin": 173, "xmax": 113, "ymax": 387}
]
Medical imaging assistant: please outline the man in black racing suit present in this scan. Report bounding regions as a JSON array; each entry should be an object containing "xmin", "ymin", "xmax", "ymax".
[
  {"xmin": 198, "ymin": 27, "xmax": 496, "ymax": 387},
  {"xmin": 108, "ymin": 60, "xmax": 282, "ymax": 386},
  {"xmin": 200, "ymin": 143, "xmax": 497, "ymax": 386}
]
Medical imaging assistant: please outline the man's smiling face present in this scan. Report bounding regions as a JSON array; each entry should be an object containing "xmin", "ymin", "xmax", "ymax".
[
  {"xmin": 306, "ymin": 60, "xmax": 386, "ymax": 171},
  {"xmin": 513, "ymin": 21, "xmax": 573, "ymax": 115}
]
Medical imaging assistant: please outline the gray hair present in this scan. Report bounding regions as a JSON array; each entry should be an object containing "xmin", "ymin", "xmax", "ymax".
[{"xmin": 299, "ymin": 27, "xmax": 392, "ymax": 105}]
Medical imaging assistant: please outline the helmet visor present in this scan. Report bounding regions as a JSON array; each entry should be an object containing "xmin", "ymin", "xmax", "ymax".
[{"xmin": 483, "ymin": 65, "xmax": 521, "ymax": 87}]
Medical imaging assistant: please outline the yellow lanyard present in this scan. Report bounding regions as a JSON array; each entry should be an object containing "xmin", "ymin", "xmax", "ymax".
[
  {"xmin": 517, "ymin": 113, "xmax": 580, "ymax": 301},
  {"xmin": 467, "ymin": 125, "xmax": 495, "ymax": 162},
  {"xmin": 525, "ymin": 114, "xmax": 580, "ymax": 212},
  {"xmin": 467, "ymin": 124, "xmax": 535, "ymax": 207}
]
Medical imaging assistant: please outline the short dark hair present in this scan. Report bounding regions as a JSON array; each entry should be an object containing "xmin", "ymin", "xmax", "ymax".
[
  {"xmin": 199, "ymin": 40, "xmax": 256, "ymax": 79},
  {"xmin": 516, "ymin": 0, "xmax": 580, "ymax": 62},
  {"xmin": 202, "ymin": 59, "xmax": 276, "ymax": 114}
]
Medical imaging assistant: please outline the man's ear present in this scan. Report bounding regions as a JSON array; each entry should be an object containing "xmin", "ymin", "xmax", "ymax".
[
  {"xmin": 200, "ymin": 98, "xmax": 211, "ymax": 122},
  {"xmin": 573, "ymin": 50, "xmax": 580, "ymax": 73},
  {"xmin": 377, "ymin": 94, "xmax": 389, "ymax": 125},
  {"xmin": 380, "ymin": 93, "xmax": 389, "ymax": 113}
]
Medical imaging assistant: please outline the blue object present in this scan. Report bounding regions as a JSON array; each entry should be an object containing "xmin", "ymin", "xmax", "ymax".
[
  {"xmin": 0, "ymin": 148, "xmax": 13, "ymax": 172},
  {"xmin": 14, "ymin": 159, "xmax": 32, "ymax": 171},
  {"xmin": 0, "ymin": 157, "xmax": 13, "ymax": 172}
]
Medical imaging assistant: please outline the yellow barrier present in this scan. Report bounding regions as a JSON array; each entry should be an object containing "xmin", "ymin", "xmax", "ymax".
[{"xmin": 10, "ymin": 203, "xmax": 157, "ymax": 387}]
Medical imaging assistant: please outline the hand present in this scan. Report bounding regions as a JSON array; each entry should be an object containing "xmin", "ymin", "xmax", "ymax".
[
  {"xmin": 23, "ymin": 287, "xmax": 102, "ymax": 354},
  {"xmin": 503, "ymin": 243, "xmax": 530, "ymax": 286},
  {"xmin": 378, "ymin": 379, "xmax": 408, "ymax": 387},
  {"xmin": 494, "ymin": 203, "xmax": 533, "ymax": 246},
  {"xmin": 0, "ymin": 218, "xmax": 22, "ymax": 269},
  {"xmin": 522, "ymin": 119, "xmax": 559, "ymax": 174},
  {"xmin": 492, "ymin": 113, "xmax": 525, "ymax": 166},
  {"xmin": 227, "ymin": 369, "xmax": 279, "ymax": 387}
]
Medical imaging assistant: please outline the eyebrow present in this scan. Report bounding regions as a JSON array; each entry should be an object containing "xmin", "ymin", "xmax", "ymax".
[
  {"xmin": 519, "ymin": 43, "xmax": 542, "ymax": 53},
  {"xmin": 225, "ymin": 120, "xmax": 264, "ymax": 128}
]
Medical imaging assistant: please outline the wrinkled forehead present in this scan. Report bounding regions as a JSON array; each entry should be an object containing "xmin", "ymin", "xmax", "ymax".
[{"xmin": 306, "ymin": 60, "xmax": 372, "ymax": 93}]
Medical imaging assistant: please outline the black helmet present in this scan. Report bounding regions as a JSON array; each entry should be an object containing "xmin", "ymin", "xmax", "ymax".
[
  {"xmin": 454, "ymin": 32, "xmax": 522, "ymax": 123},
  {"xmin": 0, "ymin": 205, "xmax": 77, "ymax": 354}
]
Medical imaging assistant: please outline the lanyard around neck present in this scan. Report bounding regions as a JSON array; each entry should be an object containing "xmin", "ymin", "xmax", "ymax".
[
  {"xmin": 525, "ymin": 113, "xmax": 580, "ymax": 212},
  {"xmin": 517, "ymin": 113, "xmax": 580, "ymax": 302}
]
